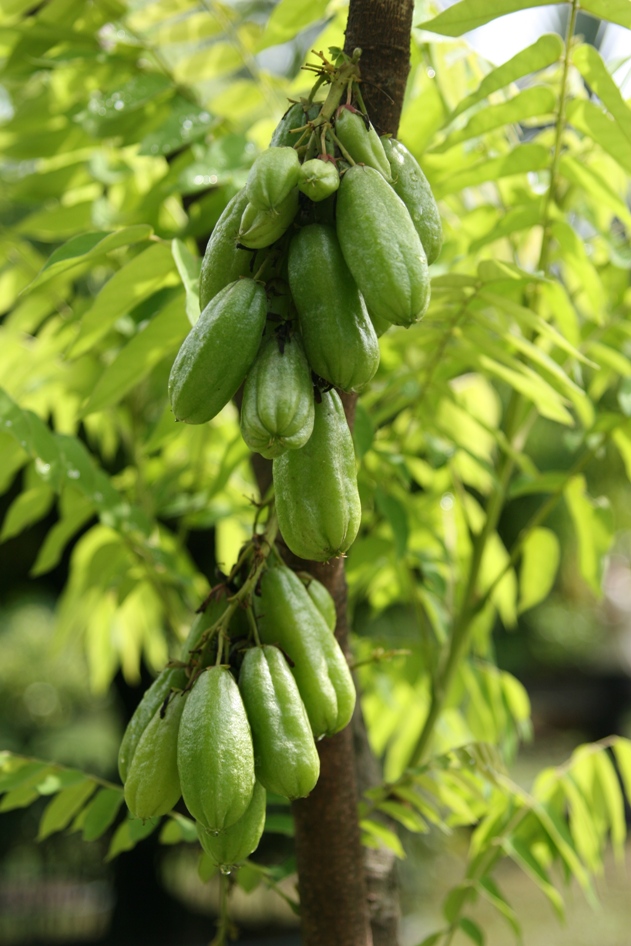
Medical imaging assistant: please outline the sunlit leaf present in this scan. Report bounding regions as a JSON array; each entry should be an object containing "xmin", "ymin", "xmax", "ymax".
[{"xmin": 419, "ymin": 1, "xmax": 564, "ymax": 38}]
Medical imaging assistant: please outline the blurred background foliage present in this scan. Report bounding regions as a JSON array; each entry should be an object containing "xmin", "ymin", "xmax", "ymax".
[{"xmin": 1, "ymin": 0, "xmax": 631, "ymax": 944}]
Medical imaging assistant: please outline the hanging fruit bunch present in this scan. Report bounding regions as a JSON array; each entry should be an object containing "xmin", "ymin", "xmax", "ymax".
[
  {"xmin": 168, "ymin": 47, "xmax": 442, "ymax": 564},
  {"xmin": 118, "ymin": 512, "xmax": 356, "ymax": 872}
]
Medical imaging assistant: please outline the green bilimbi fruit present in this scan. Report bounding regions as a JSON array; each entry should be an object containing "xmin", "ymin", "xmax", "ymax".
[
  {"xmin": 298, "ymin": 159, "xmax": 340, "ymax": 202},
  {"xmin": 334, "ymin": 106, "xmax": 392, "ymax": 181},
  {"xmin": 197, "ymin": 781, "xmax": 267, "ymax": 870},
  {"xmin": 118, "ymin": 666, "xmax": 187, "ymax": 784},
  {"xmin": 240, "ymin": 332, "xmax": 314, "ymax": 459},
  {"xmin": 168, "ymin": 278, "xmax": 267, "ymax": 425},
  {"xmin": 237, "ymin": 190, "xmax": 299, "ymax": 250},
  {"xmin": 124, "ymin": 691, "xmax": 187, "ymax": 819},
  {"xmin": 381, "ymin": 137, "xmax": 443, "ymax": 266},
  {"xmin": 300, "ymin": 574, "xmax": 336, "ymax": 631},
  {"xmin": 177, "ymin": 666, "xmax": 255, "ymax": 832},
  {"xmin": 199, "ymin": 190, "xmax": 253, "ymax": 310},
  {"xmin": 336, "ymin": 165, "xmax": 430, "ymax": 327},
  {"xmin": 257, "ymin": 567, "xmax": 356, "ymax": 738},
  {"xmin": 246, "ymin": 147, "xmax": 301, "ymax": 213},
  {"xmin": 273, "ymin": 389, "xmax": 361, "ymax": 562},
  {"xmin": 270, "ymin": 101, "xmax": 319, "ymax": 148},
  {"xmin": 239, "ymin": 645, "xmax": 320, "ymax": 799},
  {"xmin": 366, "ymin": 307, "xmax": 392, "ymax": 338},
  {"xmin": 288, "ymin": 224, "xmax": 379, "ymax": 393}
]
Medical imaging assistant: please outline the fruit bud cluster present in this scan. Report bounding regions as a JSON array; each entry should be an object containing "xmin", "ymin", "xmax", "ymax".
[{"xmin": 168, "ymin": 50, "xmax": 442, "ymax": 563}]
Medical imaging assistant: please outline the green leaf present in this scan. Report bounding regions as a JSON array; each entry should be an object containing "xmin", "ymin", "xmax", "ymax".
[
  {"xmin": 612, "ymin": 738, "xmax": 631, "ymax": 805},
  {"xmin": 38, "ymin": 780, "xmax": 97, "ymax": 840},
  {"xmin": 559, "ymin": 155, "xmax": 631, "ymax": 229},
  {"xmin": 377, "ymin": 800, "xmax": 429, "ymax": 833},
  {"xmin": 571, "ymin": 45, "xmax": 631, "ymax": 145},
  {"xmin": 444, "ymin": 884, "xmax": 475, "ymax": 923},
  {"xmin": 579, "ymin": 0, "xmax": 631, "ymax": 28},
  {"xmin": 24, "ymin": 226, "xmax": 152, "ymax": 292},
  {"xmin": 256, "ymin": 0, "xmax": 331, "ymax": 50},
  {"xmin": 566, "ymin": 99, "xmax": 631, "ymax": 174},
  {"xmin": 476, "ymin": 876, "xmax": 522, "ymax": 940},
  {"xmin": 518, "ymin": 527, "xmax": 560, "ymax": 613},
  {"xmin": 475, "ymin": 354, "xmax": 573, "ymax": 426},
  {"xmin": 171, "ymin": 239, "xmax": 200, "ymax": 326},
  {"xmin": 435, "ymin": 87, "xmax": 556, "ymax": 152},
  {"xmin": 564, "ymin": 475, "xmax": 611, "ymax": 594},
  {"xmin": 159, "ymin": 813, "xmax": 198, "ymax": 845},
  {"xmin": 30, "ymin": 493, "xmax": 94, "ymax": 576},
  {"xmin": 353, "ymin": 402, "xmax": 375, "ymax": 459},
  {"xmin": 139, "ymin": 97, "xmax": 213, "ymax": 157},
  {"xmin": 78, "ymin": 788, "xmax": 124, "ymax": 842},
  {"xmin": 459, "ymin": 917, "xmax": 484, "ymax": 946},
  {"xmin": 360, "ymin": 819, "xmax": 406, "ymax": 858},
  {"xmin": 81, "ymin": 292, "xmax": 189, "ymax": 416},
  {"xmin": 592, "ymin": 751, "xmax": 626, "ymax": 860},
  {"xmin": 502, "ymin": 836, "xmax": 565, "ymax": 919},
  {"xmin": 70, "ymin": 243, "xmax": 177, "ymax": 358},
  {"xmin": 433, "ymin": 144, "xmax": 549, "ymax": 198},
  {"xmin": 0, "ymin": 483, "xmax": 55, "ymax": 542},
  {"xmin": 375, "ymin": 487, "xmax": 409, "ymax": 558},
  {"xmin": 419, "ymin": 1, "xmax": 565, "ymax": 38},
  {"xmin": 448, "ymin": 33, "xmax": 564, "ymax": 119},
  {"xmin": 106, "ymin": 814, "xmax": 160, "ymax": 860}
]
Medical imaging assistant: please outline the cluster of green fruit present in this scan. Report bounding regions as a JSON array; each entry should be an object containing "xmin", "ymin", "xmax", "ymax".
[
  {"xmin": 118, "ymin": 564, "xmax": 355, "ymax": 872},
  {"xmin": 168, "ymin": 54, "xmax": 442, "ymax": 563}
]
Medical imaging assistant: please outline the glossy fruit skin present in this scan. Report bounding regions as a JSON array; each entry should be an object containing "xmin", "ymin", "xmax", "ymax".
[
  {"xmin": 168, "ymin": 279, "xmax": 267, "ymax": 425},
  {"xmin": 199, "ymin": 190, "xmax": 253, "ymax": 310},
  {"xmin": 270, "ymin": 102, "xmax": 319, "ymax": 148},
  {"xmin": 336, "ymin": 165, "xmax": 430, "ymax": 327},
  {"xmin": 288, "ymin": 224, "xmax": 379, "ymax": 393},
  {"xmin": 124, "ymin": 692, "xmax": 186, "ymax": 819},
  {"xmin": 246, "ymin": 147, "xmax": 301, "ymax": 213},
  {"xmin": 273, "ymin": 389, "xmax": 361, "ymax": 562},
  {"xmin": 239, "ymin": 645, "xmax": 320, "ymax": 799},
  {"xmin": 237, "ymin": 190, "xmax": 299, "ymax": 249},
  {"xmin": 118, "ymin": 666, "xmax": 187, "ymax": 783},
  {"xmin": 298, "ymin": 159, "xmax": 340, "ymax": 202},
  {"xmin": 257, "ymin": 567, "xmax": 355, "ymax": 738},
  {"xmin": 382, "ymin": 137, "xmax": 443, "ymax": 265},
  {"xmin": 334, "ymin": 107, "xmax": 392, "ymax": 181},
  {"xmin": 177, "ymin": 666, "xmax": 255, "ymax": 831},
  {"xmin": 240, "ymin": 332, "xmax": 314, "ymax": 459},
  {"xmin": 197, "ymin": 781, "xmax": 266, "ymax": 869},
  {"xmin": 302, "ymin": 575, "xmax": 336, "ymax": 631}
]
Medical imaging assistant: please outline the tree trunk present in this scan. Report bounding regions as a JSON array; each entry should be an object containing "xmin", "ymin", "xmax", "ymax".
[{"xmin": 250, "ymin": 3, "xmax": 415, "ymax": 943}]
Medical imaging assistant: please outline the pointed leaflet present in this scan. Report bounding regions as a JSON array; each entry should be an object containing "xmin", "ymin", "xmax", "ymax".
[
  {"xmin": 579, "ymin": 0, "xmax": 631, "ymax": 28},
  {"xmin": 38, "ymin": 780, "xmax": 97, "ymax": 840},
  {"xmin": 24, "ymin": 226, "xmax": 152, "ymax": 292},
  {"xmin": 0, "ymin": 483, "xmax": 55, "ymax": 542},
  {"xmin": 571, "ymin": 45, "xmax": 631, "ymax": 146},
  {"xmin": 518, "ymin": 528, "xmax": 560, "ymax": 613},
  {"xmin": 171, "ymin": 239, "xmax": 200, "ymax": 325},
  {"xmin": 502, "ymin": 837, "xmax": 565, "ymax": 919},
  {"xmin": 564, "ymin": 475, "xmax": 612, "ymax": 594},
  {"xmin": 434, "ymin": 87, "xmax": 556, "ymax": 153},
  {"xmin": 106, "ymin": 814, "xmax": 161, "ymax": 860},
  {"xmin": 566, "ymin": 99, "xmax": 631, "ymax": 175},
  {"xmin": 432, "ymin": 144, "xmax": 549, "ymax": 199},
  {"xmin": 77, "ymin": 788, "xmax": 125, "ymax": 842},
  {"xmin": 419, "ymin": 2, "xmax": 565, "ymax": 38},
  {"xmin": 256, "ymin": 0, "xmax": 330, "ymax": 50}
]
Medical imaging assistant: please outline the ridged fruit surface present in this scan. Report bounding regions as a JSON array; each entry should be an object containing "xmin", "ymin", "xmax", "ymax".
[
  {"xmin": 273, "ymin": 389, "xmax": 361, "ymax": 562},
  {"xmin": 237, "ymin": 190, "xmax": 298, "ymax": 249},
  {"xmin": 199, "ymin": 190, "xmax": 252, "ymax": 310},
  {"xmin": 124, "ymin": 692, "xmax": 186, "ymax": 819},
  {"xmin": 197, "ymin": 781, "xmax": 266, "ymax": 869},
  {"xmin": 334, "ymin": 107, "xmax": 392, "ymax": 181},
  {"xmin": 288, "ymin": 224, "xmax": 379, "ymax": 393},
  {"xmin": 257, "ymin": 566, "xmax": 356, "ymax": 738},
  {"xmin": 240, "ymin": 332, "xmax": 314, "ymax": 459},
  {"xmin": 336, "ymin": 165, "xmax": 430, "ymax": 327},
  {"xmin": 177, "ymin": 666, "xmax": 255, "ymax": 831},
  {"xmin": 168, "ymin": 279, "xmax": 267, "ymax": 425},
  {"xmin": 118, "ymin": 666, "xmax": 187, "ymax": 783},
  {"xmin": 382, "ymin": 137, "xmax": 443, "ymax": 265},
  {"xmin": 298, "ymin": 159, "xmax": 340, "ymax": 202},
  {"xmin": 246, "ymin": 147, "xmax": 300, "ymax": 213},
  {"xmin": 239, "ymin": 645, "xmax": 320, "ymax": 799},
  {"xmin": 303, "ymin": 576, "xmax": 336, "ymax": 631}
]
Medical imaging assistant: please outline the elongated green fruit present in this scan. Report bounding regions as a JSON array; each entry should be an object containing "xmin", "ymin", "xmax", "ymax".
[
  {"xmin": 199, "ymin": 190, "xmax": 253, "ymax": 310},
  {"xmin": 334, "ymin": 107, "xmax": 392, "ymax": 181},
  {"xmin": 366, "ymin": 307, "xmax": 391, "ymax": 338},
  {"xmin": 240, "ymin": 332, "xmax": 314, "ymax": 459},
  {"xmin": 273, "ymin": 389, "xmax": 361, "ymax": 562},
  {"xmin": 177, "ymin": 666, "xmax": 255, "ymax": 831},
  {"xmin": 124, "ymin": 692, "xmax": 186, "ymax": 819},
  {"xmin": 246, "ymin": 147, "xmax": 301, "ymax": 213},
  {"xmin": 382, "ymin": 137, "xmax": 443, "ymax": 265},
  {"xmin": 238, "ymin": 190, "xmax": 299, "ymax": 249},
  {"xmin": 168, "ymin": 279, "xmax": 267, "ymax": 425},
  {"xmin": 118, "ymin": 666, "xmax": 187, "ymax": 783},
  {"xmin": 298, "ymin": 159, "xmax": 340, "ymax": 202},
  {"xmin": 197, "ymin": 781, "xmax": 266, "ymax": 869},
  {"xmin": 300, "ymin": 574, "xmax": 336, "ymax": 631},
  {"xmin": 257, "ymin": 567, "xmax": 355, "ymax": 738},
  {"xmin": 336, "ymin": 165, "xmax": 430, "ymax": 327},
  {"xmin": 288, "ymin": 224, "xmax": 379, "ymax": 393},
  {"xmin": 239, "ymin": 645, "xmax": 320, "ymax": 799},
  {"xmin": 270, "ymin": 102, "xmax": 319, "ymax": 148}
]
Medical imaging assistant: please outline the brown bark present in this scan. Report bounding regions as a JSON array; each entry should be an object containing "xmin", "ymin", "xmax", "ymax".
[{"xmin": 248, "ymin": 4, "xmax": 415, "ymax": 943}]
